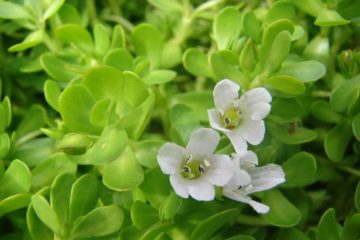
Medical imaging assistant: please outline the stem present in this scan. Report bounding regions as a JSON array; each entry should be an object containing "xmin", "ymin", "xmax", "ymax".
[
  {"xmin": 237, "ymin": 214, "xmax": 269, "ymax": 226},
  {"xmin": 87, "ymin": 0, "xmax": 98, "ymax": 25},
  {"xmin": 311, "ymin": 90, "xmax": 331, "ymax": 98},
  {"xmin": 337, "ymin": 166, "xmax": 360, "ymax": 177},
  {"xmin": 102, "ymin": 15, "xmax": 134, "ymax": 31}
]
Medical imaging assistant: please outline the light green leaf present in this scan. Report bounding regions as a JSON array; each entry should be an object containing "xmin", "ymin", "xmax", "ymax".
[
  {"xmin": 282, "ymin": 152, "xmax": 317, "ymax": 187},
  {"xmin": 94, "ymin": 23, "xmax": 110, "ymax": 56},
  {"xmin": 148, "ymin": 0, "xmax": 182, "ymax": 12},
  {"xmin": 103, "ymin": 147, "xmax": 144, "ymax": 191},
  {"xmin": 239, "ymin": 39, "xmax": 256, "ymax": 73},
  {"xmin": 44, "ymin": 80, "xmax": 61, "ymax": 111},
  {"xmin": 183, "ymin": 48, "xmax": 212, "ymax": 77},
  {"xmin": 132, "ymin": 24, "xmax": 164, "ymax": 68},
  {"xmin": 111, "ymin": 25, "xmax": 126, "ymax": 49},
  {"xmin": 161, "ymin": 191, "xmax": 182, "ymax": 220},
  {"xmin": 330, "ymin": 78, "xmax": 360, "ymax": 113},
  {"xmin": 71, "ymin": 205, "xmax": 124, "ymax": 238},
  {"xmin": 270, "ymin": 99, "xmax": 302, "ymax": 123},
  {"xmin": 242, "ymin": 12, "xmax": 262, "ymax": 44},
  {"xmin": 134, "ymin": 139, "xmax": 165, "ymax": 169},
  {"xmin": 0, "ymin": 193, "xmax": 31, "ymax": 217},
  {"xmin": 0, "ymin": 160, "xmax": 31, "ymax": 199},
  {"xmin": 316, "ymin": 208, "xmax": 341, "ymax": 240},
  {"xmin": 311, "ymin": 100, "xmax": 342, "ymax": 124},
  {"xmin": 264, "ymin": 75, "xmax": 305, "ymax": 95},
  {"xmin": 0, "ymin": 2, "xmax": 31, "ymax": 19},
  {"xmin": 55, "ymin": 24, "xmax": 94, "ymax": 52},
  {"xmin": 58, "ymin": 3, "xmax": 81, "ymax": 24},
  {"xmin": 315, "ymin": 9, "xmax": 350, "ymax": 27},
  {"xmin": 104, "ymin": 48, "xmax": 134, "ymax": 71},
  {"xmin": 0, "ymin": 133, "xmax": 10, "ymax": 159},
  {"xmin": 143, "ymin": 70, "xmax": 177, "ymax": 85},
  {"xmin": 31, "ymin": 194, "xmax": 61, "ymax": 234},
  {"xmin": 213, "ymin": 7, "xmax": 242, "ymax": 50},
  {"xmin": 269, "ymin": 122, "xmax": 317, "ymax": 144},
  {"xmin": 90, "ymin": 99, "xmax": 113, "ymax": 127},
  {"xmin": 264, "ymin": 31, "xmax": 292, "ymax": 73},
  {"xmin": 9, "ymin": 30, "xmax": 44, "ymax": 52},
  {"xmin": 131, "ymin": 201, "xmax": 158, "ymax": 228},
  {"xmin": 140, "ymin": 222, "xmax": 174, "ymax": 240},
  {"xmin": 324, "ymin": 123, "xmax": 352, "ymax": 162},
  {"xmin": 69, "ymin": 174, "xmax": 99, "ymax": 223},
  {"xmin": 262, "ymin": 189, "xmax": 301, "ymax": 227},
  {"xmin": 40, "ymin": 53, "xmax": 78, "ymax": 82},
  {"xmin": 279, "ymin": 60, "xmax": 326, "ymax": 82},
  {"xmin": 264, "ymin": 1, "xmax": 296, "ymax": 25},
  {"xmin": 27, "ymin": 203, "xmax": 53, "ymax": 240},
  {"xmin": 43, "ymin": 0, "xmax": 65, "ymax": 21},
  {"xmin": 57, "ymin": 133, "xmax": 94, "ymax": 155}
]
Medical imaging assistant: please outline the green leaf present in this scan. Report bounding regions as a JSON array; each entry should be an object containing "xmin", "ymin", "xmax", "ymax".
[
  {"xmin": 239, "ymin": 39, "xmax": 256, "ymax": 73},
  {"xmin": 134, "ymin": 139, "xmax": 165, "ymax": 169},
  {"xmin": 71, "ymin": 205, "xmax": 124, "ymax": 238},
  {"xmin": 279, "ymin": 60, "xmax": 326, "ymax": 82},
  {"xmin": 264, "ymin": 75, "xmax": 305, "ymax": 95},
  {"xmin": 83, "ymin": 66, "xmax": 124, "ymax": 101},
  {"xmin": 343, "ymin": 213, "xmax": 360, "ymax": 240},
  {"xmin": 263, "ymin": 31, "xmax": 292, "ymax": 73},
  {"xmin": 262, "ymin": 189, "xmax": 301, "ymax": 227},
  {"xmin": 44, "ymin": 80, "xmax": 61, "ymax": 111},
  {"xmin": 265, "ymin": 1, "xmax": 296, "ymax": 25},
  {"xmin": 16, "ymin": 104, "xmax": 47, "ymax": 139},
  {"xmin": 160, "ymin": 191, "xmax": 182, "ymax": 220},
  {"xmin": 210, "ymin": 50, "xmax": 248, "ymax": 87},
  {"xmin": 160, "ymin": 41, "xmax": 182, "ymax": 68},
  {"xmin": 9, "ymin": 30, "xmax": 44, "ymax": 52},
  {"xmin": 191, "ymin": 208, "xmax": 239, "ymax": 240},
  {"xmin": 0, "ymin": 193, "xmax": 31, "ymax": 217},
  {"xmin": 55, "ymin": 24, "xmax": 94, "ymax": 52},
  {"xmin": 50, "ymin": 173, "xmax": 76, "ymax": 227},
  {"xmin": 132, "ymin": 24, "xmax": 164, "ymax": 68},
  {"xmin": 282, "ymin": 152, "xmax": 317, "ymax": 187},
  {"xmin": 148, "ymin": 0, "xmax": 182, "ymax": 12},
  {"xmin": 43, "ymin": 0, "xmax": 65, "ymax": 20},
  {"xmin": 143, "ymin": 70, "xmax": 177, "ymax": 85},
  {"xmin": 259, "ymin": 19, "xmax": 294, "ymax": 68},
  {"xmin": 0, "ymin": 2, "xmax": 31, "ymax": 19},
  {"xmin": 103, "ymin": 146, "xmax": 144, "ymax": 191},
  {"xmin": 324, "ymin": 123, "xmax": 352, "ymax": 162},
  {"xmin": 140, "ymin": 222, "xmax": 174, "ymax": 240},
  {"xmin": 316, "ymin": 208, "xmax": 341, "ymax": 240},
  {"xmin": 278, "ymin": 228, "xmax": 310, "ymax": 240},
  {"xmin": 315, "ymin": 9, "xmax": 350, "ymax": 27},
  {"xmin": 183, "ymin": 48, "xmax": 212, "ymax": 77},
  {"xmin": 242, "ymin": 12, "xmax": 262, "ymax": 44},
  {"xmin": 225, "ymin": 235, "xmax": 255, "ymax": 240},
  {"xmin": 94, "ymin": 23, "xmax": 110, "ymax": 56},
  {"xmin": 104, "ymin": 48, "xmax": 134, "ymax": 71},
  {"xmin": 40, "ymin": 53, "xmax": 78, "ymax": 82},
  {"xmin": 311, "ymin": 100, "xmax": 341, "ymax": 124},
  {"xmin": 32, "ymin": 153, "xmax": 77, "ymax": 188},
  {"xmin": 0, "ymin": 160, "xmax": 31, "ymax": 199},
  {"xmin": 90, "ymin": 99, "xmax": 113, "ymax": 127},
  {"xmin": 57, "ymin": 133, "xmax": 94, "ymax": 155},
  {"xmin": 69, "ymin": 174, "xmax": 99, "ymax": 223},
  {"xmin": 27, "ymin": 204, "xmax": 53, "ymax": 240},
  {"xmin": 79, "ymin": 126, "xmax": 128, "ymax": 165},
  {"xmin": 356, "ymin": 181, "xmax": 360, "ymax": 211},
  {"xmin": 59, "ymin": 85, "xmax": 100, "ymax": 134},
  {"xmin": 111, "ymin": 25, "xmax": 126, "ymax": 49},
  {"xmin": 0, "ymin": 133, "xmax": 10, "ymax": 159},
  {"xmin": 14, "ymin": 138, "xmax": 54, "ymax": 167},
  {"xmin": 58, "ymin": 3, "xmax": 81, "ymax": 24},
  {"xmin": 330, "ymin": 78, "xmax": 360, "ymax": 113},
  {"xmin": 271, "ymin": 99, "xmax": 302, "ymax": 123},
  {"xmin": 131, "ymin": 201, "xmax": 158, "ymax": 228},
  {"xmin": 269, "ymin": 122, "xmax": 317, "ymax": 144},
  {"xmin": 31, "ymin": 194, "xmax": 61, "ymax": 234},
  {"xmin": 213, "ymin": 7, "xmax": 242, "ymax": 50}
]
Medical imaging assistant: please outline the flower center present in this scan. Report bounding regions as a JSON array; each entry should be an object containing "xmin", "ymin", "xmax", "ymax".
[
  {"xmin": 221, "ymin": 107, "xmax": 242, "ymax": 129},
  {"xmin": 181, "ymin": 155, "xmax": 209, "ymax": 179}
]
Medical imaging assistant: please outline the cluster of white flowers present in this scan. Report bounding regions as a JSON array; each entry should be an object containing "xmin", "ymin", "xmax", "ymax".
[{"xmin": 157, "ymin": 79, "xmax": 285, "ymax": 214}]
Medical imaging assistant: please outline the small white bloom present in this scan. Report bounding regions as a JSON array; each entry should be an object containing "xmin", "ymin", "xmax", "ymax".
[
  {"xmin": 208, "ymin": 79, "xmax": 272, "ymax": 154},
  {"xmin": 223, "ymin": 151, "xmax": 285, "ymax": 214},
  {"xmin": 157, "ymin": 128, "xmax": 234, "ymax": 201}
]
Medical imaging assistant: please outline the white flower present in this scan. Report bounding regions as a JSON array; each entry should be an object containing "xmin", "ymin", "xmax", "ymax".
[
  {"xmin": 157, "ymin": 128, "xmax": 233, "ymax": 201},
  {"xmin": 223, "ymin": 151, "xmax": 285, "ymax": 214},
  {"xmin": 208, "ymin": 79, "xmax": 272, "ymax": 154}
]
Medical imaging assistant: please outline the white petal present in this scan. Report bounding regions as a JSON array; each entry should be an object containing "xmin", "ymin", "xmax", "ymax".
[
  {"xmin": 225, "ymin": 168, "xmax": 251, "ymax": 190},
  {"xmin": 205, "ymin": 154, "xmax": 234, "ymax": 186},
  {"xmin": 158, "ymin": 143, "xmax": 186, "ymax": 174},
  {"xmin": 223, "ymin": 189, "xmax": 270, "ymax": 214},
  {"xmin": 208, "ymin": 109, "xmax": 231, "ymax": 133},
  {"xmin": 225, "ymin": 128, "xmax": 248, "ymax": 154},
  {"xmin": 240, "ymin": 151, "xmax": 258, "ymax": 166},
  {"xmin": 247, "ymin": 102, "xmax": 271, "ymax": 120},
  {"xmin": 247, "ymin": 164, "xmax": 285, "ymax": 193},
  {"xmin": 241, "ymin": 87, "xmax": 272, "ymax": 105},
  {"xmin": 188, "ymin": 179, "xmax": 215, "ymax": 201},
  {"xmin": 186, "ymin": 128, "xmax": 220, "ymax": 159},
  {"xmin": 242, "ymin": 120, "xmax": 265, "ymax": 145},
  {"xmin": 213, "ymin": 79, "xmax": 240, "ymax": 110},
  {"xmin": 170, "ymin": 174, "xmax": 189, "ymax": 198}
]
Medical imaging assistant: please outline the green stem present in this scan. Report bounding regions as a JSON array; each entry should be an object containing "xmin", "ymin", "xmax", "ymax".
[
  {"xmin": 311, "ymin": 90, "xmax": 331, "ymax": 98},
  {"xmin": 102, "ymin": 15, "xmax": 134, "ymax": 31}
]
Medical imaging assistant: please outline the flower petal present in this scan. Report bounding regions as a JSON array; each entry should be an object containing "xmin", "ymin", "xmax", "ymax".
[
  {"xmin": 225, "ymin": 129, "xmax": 248, "ymax": 154},
  {"xmin": 170, "ymin": 174, "xmax": 189, "ymax": 198},
  {"xmin": 224, "ymin": 168, "xmax": 251, "ymax": 191},
  {"xmin": 247, "ymin": 102, "xmax": 271, "ymax": 120},
  {"xmin": 208, "ymin": 109, "xmax": 231, "ymax": 133},
  {"xmin": 223, "ymin": 189, "xmax": 270, "ymax": 214},
  {"xmin": 213, "ymin": 79, "xmax": 240, "ymax": 110},
  {"xmin": 186, "ymin": 128, "xmax": 220, "ymax": 159},
  {"xmin": 188, "ymin": 179, "xmax": 215, "ymax": 201},
  {"xmin": 247, "ymin": 164, "xmax": 285, "ymax": 193},
  {"xmin": 205, "ymin": 154, "xmax": 234, "ymax": 186},
  {"xmin": 158, "ymin": 143, "xmax": 186, "ymax": 174},
  {"xmin": 241, "ymin": 87, "xmax": 272, "ymax": 105},
  {"xmin": 239, "ymin": 150, "xmax": 258, "ymax": 166},
  {"xmin": 242, "ymin": 120, "xmax": 265, "ymax": 145}
]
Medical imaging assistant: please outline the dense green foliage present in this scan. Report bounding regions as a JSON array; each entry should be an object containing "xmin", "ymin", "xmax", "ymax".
[{"xmin": 0, "ymin": 0, "xmax": 360, "ymax": 239}]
